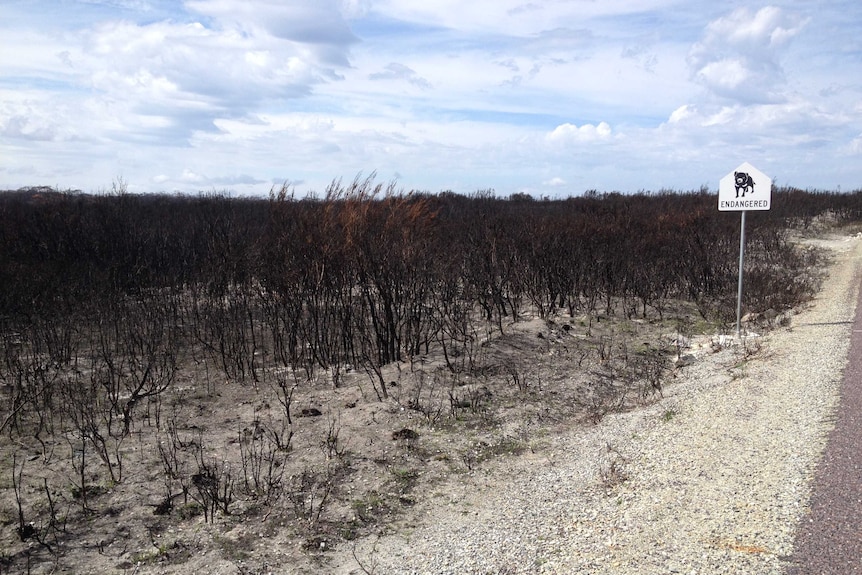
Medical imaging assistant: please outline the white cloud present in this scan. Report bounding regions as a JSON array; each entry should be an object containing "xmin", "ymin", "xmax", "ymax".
[
  {"xmin": 340, "ymin": 0, "xmax": 371, "ymax": 19},
  {"xmin": 696, "ymin": 59, "xmax": 752, "ymax": 93},
  {"xmin": 81, "ymin": 18, "xmax": 328, "ymax": 106},
  {"xmin": 668, "ymin": 105, "xmax": 693, "ymax": 124},
  {"xmin": 369, "ymin": 63, "xmax": 432, "ymax": 88},
  {"xmin": 544, "ymin": 177, "xmax": 566, "ymax": 187},
  {"xmin": 688, "ymin": 6, "xmax": 808, "ymax": 103},
  {"xmin": 662, "ymin": 97, "xmax": 850, "ymax": 138},
  {"xmin": 185, "ymin": 0, "xmax": 358, "ymax": 51},
  {"xmin": 547, "ymin": 122, "xmax": 612, "ymax": 145},
  {"xmin": 181, "ymin": 168, "xmax": 204, "ymax": 183},
  {"xmin": 13, "ymin": 15, "xmax": 351, "ymax": 153}
]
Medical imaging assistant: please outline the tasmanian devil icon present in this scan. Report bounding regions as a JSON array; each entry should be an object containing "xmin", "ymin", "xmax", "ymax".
[{"xmin": 734, "ymin": 172, "xmax": 755, "ymax": 197}]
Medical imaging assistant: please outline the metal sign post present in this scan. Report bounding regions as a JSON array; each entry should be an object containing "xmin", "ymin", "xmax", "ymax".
[
  {"xmin": 736, "ymin": 210, "xmax": 746, "ymax": 336},
  {"xmin": 718, "ymin": 162, "xmax": 772, "ymax": 337}
]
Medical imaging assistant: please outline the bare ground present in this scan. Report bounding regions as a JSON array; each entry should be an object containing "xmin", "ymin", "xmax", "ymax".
[{"xmin": 0, "ymin": 237, "xmax": 840, "ymax": 575}]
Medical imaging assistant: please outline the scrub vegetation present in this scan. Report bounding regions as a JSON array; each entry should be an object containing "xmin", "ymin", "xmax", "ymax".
[{"xmin": 0, "ymin": 179, "xmax": 859, "ymax": 573}]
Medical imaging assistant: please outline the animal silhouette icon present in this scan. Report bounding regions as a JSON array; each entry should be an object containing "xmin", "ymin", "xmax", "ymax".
[{"xmin": 734, "ymin": 172, "xmax": 755, "ymax": 197}]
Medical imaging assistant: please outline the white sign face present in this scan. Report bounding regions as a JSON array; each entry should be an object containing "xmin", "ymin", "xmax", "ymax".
[{"xmin": 718, "ymin": 162, "xmax": 772, "ymax": 211}]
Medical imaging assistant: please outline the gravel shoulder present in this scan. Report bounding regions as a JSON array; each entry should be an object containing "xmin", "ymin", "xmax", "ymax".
[{"xmin": 331, "ymin": 234, "xmax": 862, "ymax": 575}]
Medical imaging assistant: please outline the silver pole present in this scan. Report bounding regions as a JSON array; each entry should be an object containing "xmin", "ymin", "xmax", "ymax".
[{"xmin": 736, "ymin": 210, "xmax": 746, "ymax": 337}]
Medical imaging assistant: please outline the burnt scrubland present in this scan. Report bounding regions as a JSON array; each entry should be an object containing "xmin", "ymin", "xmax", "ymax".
[{"xmin": 0, "ymin": 180, "xmax": 861, "ymax": 574}]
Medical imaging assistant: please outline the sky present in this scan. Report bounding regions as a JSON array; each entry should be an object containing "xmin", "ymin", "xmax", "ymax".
[{"xmin": 1, "ymin": 1, "xmax": 861, "ymax": 197}]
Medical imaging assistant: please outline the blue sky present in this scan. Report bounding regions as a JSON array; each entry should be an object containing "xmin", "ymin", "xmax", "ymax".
[{"xmin": 1, "ymin": 1, "xmax": 861, "ymax": 197}]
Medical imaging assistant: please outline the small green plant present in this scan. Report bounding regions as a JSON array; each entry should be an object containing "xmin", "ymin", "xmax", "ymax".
[
  {"xmin": 390, "ymin": 467, "xmax": 418, "ymax": 485},
  {"xmin": 661, "ymin": 408, "xmax": 677, "ymax": 422},
  {"xmin": 132, "ymin": 542, "xmax": 172, "ymax": 566},
  {"xmin": 351, "ymin": 491, "xmax": 386, "ymax": 524}
]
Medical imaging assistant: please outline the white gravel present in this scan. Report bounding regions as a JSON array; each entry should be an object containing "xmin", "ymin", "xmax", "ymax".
[{"xmin": 336, "ymin": 235, "xmax": 862, "ymax": 575}]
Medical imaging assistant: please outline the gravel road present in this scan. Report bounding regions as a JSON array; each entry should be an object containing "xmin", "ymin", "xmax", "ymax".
[
  {"xmin": 787, "ymin": 239, "xmax": 862, "ymax": 574},
  {"xmin": 332, "ymin": 234, "xmax": 862, "ymax": 575}
]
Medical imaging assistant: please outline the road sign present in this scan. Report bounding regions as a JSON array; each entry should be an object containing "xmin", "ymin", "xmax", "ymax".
[
  {"xmin": 718, "ymin": 161, "xmax": 773, "ymax": 336},
  {"xmin": 718, "ymin": 162, "xmax": 772, "ymax": 211}
]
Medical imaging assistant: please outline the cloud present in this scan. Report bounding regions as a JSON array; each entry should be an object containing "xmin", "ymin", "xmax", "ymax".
[
  {"xmin": 186, "ymin": 0, "xmax": 358, "ymax": 53},
  {"xmin": 0, "ymin": 2, "xmax": 362, "ymax": 150},
  {"xmin": 369, "ymin": 62, "xmax": 432, "ymax": 88},
  {"xmin": 1, "ymin": 102, "xmax": 60, "ymax": 141},
  {"xmin": 667, "ymin": 104, "xmax": 694, "ymax": 124},
  {"xmin": 664, "ymin": 97, "xmax": 848, "ymax": 136},
  {"xmin": 546, "ymin": 122, "xmax": 612, "ymax": 144},
  {"xmin": 340, "ymin": 0, "xmax": 372, "ymax": 19},
  {"xmin": 83, "ymin": 18, "xmax": 329, "ymax": 106},
  {"xmin": 523, "ymin": 27, "xmax": 594, "ymax": 55},
  {"xmin": 621, "ymin": 43, "xmax": 658, "ymax": 73},
  {"xmin": 688, "ymin": 6, "xmax": 808, "ymax": 103},
  {"xmin": 0, "ymin": 89, "xmax": 84, "ymax": 143},
  {"xmin": 176, "ymin": 168, "xmax": 266, "ymax": 188}
]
